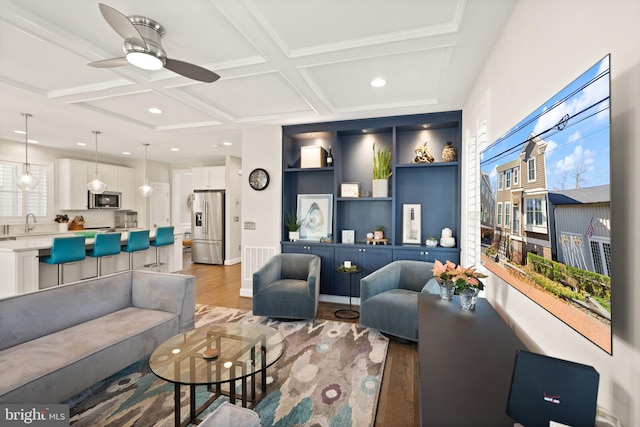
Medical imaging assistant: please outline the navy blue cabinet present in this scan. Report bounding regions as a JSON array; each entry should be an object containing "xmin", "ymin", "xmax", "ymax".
[{"xmin": 282, "ymin": 112, "xmax": 462, "ymax": 297}]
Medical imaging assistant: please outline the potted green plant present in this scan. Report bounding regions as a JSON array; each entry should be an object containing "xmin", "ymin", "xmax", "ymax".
[
  {"xmin": 285, "ymin": 211, "xmax": 303, "ymax": 241},
  {"xmin": 374, "ymin": 225, "xmax": 385, "ymax": 240},
  {"xmin": 372, "ymin": 142, "xmax": 391, "ymax": 197}
]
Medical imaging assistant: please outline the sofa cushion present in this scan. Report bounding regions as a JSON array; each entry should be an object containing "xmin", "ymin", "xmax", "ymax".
[
  {"xmin": 0, "ymin": 306, "xmax": 177, "ymax": 402},
  {"xmin": 0, "ymin": 272, "xmax": 133, "ymax": 351}
]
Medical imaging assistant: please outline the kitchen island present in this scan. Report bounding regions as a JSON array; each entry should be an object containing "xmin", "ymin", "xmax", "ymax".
[{"xmin": 0, "ymin": 230, "xmax": 183, "ymax": 298}]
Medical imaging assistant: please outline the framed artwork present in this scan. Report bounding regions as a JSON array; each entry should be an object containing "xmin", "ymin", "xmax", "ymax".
[
  {"xmin": 402, "ymin": 204, "xmax": 421, "ymax": 244},
  {"xmin": 297, "ymin": 194, "xmax": 333, "ymax": 241},
  {"xmin": 340, "ymin": 182, "xmax": 360, "ymax": 198},
  {"xmin": 342, "ymin": 229, "xmax": 355, "ymax": 244}
]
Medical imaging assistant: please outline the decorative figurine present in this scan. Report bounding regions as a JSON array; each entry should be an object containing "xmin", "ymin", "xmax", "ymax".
[{"xmin": 413, "ymin": 141, "xmax": 435, "ymax": 163}]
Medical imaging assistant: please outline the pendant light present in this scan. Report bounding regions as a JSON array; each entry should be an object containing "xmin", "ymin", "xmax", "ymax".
[
  {"xmin": 15, "ymin": 113, "xmax": 39, "ymax": 191},
  {"xmin": 87, "ymin": 130, "xmax": 107, "ymax": 194},
  {"xmin": 138, "ymin": 143, "xmax": 154, "ymax": 197}
]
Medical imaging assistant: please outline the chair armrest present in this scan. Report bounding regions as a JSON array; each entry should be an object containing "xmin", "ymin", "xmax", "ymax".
[
  {"xmin": 131, "ymin": 271, "xmax": 196, "ymax": 332},
  {"xmin": 253, "ymin": 257, "xmax": 282, "ymax": 295},
  {"xmin": 360, "ymin": 263, "xmax": 401, "ymax": 303},
  {"xmin": 306, "ymin": 255, "xmax": 321, "ymax": 297}
]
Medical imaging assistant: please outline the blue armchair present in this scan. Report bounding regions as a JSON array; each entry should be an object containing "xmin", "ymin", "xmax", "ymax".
[
  {"xmin": 360, "ymin": 260, "xmax": 439, "ymax": 341},
  {"xmin": 252, "ymin": 254, "xmax": 321, "ymax": 320}
]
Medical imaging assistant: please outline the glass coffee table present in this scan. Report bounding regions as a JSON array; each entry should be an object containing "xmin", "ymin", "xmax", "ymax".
[{"xmin": 150, "ymin": 323, "xmax": 285, "ymax": 427}]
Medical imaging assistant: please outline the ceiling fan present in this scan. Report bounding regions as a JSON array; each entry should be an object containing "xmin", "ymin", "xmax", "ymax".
[{"xmin": 88, "ymin": 3, "xmax": 220, "ymax": 83}]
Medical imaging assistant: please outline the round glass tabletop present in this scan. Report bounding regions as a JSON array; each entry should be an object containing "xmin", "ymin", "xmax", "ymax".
[{"xmin": 149, "ymin": 323, "xmax": 285, "ymax": 386}]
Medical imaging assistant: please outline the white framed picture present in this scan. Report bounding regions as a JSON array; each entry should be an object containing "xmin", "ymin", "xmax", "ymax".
[
  {"xmin": 342, "ymin": 229, "xmax": 355, "ymax": 244},
  {"xmin": 340, "ymin": 182, "xmax": 360, "ymax": 198},
  {"xmin": 402, "ymin": 204, "xmax": 421, "ymax": 244},
  {"xmin": 297, "ymin": 194, "xmax": 333, "ymax": 241}
]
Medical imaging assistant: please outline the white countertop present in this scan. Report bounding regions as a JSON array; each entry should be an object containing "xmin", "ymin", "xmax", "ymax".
[{"xmin": 0, "ymin": 230, "xmax": 152, "ymax": 253}]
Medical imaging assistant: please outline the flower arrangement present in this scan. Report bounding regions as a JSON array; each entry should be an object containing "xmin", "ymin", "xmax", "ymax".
[{"xmin": 432, "ymin": 260, "xmax": 487, "ymax": 291}]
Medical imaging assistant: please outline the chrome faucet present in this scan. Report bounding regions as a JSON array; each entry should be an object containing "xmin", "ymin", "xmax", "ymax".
[{"xmin": 25, "ymin": 213, "xmax": 37, "ymax": 233}]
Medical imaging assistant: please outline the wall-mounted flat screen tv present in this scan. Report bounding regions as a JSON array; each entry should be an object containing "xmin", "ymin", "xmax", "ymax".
[{"xmin": 480, "ymin": 55, "xmax": 611, "ymax": 354}]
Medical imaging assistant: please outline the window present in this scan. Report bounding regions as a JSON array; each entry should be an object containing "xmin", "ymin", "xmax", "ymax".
[
  {"xmin": 525, "ymin": 197, "xmax": 545, "ymax": 227},
  {"xmin": 589, "ymin": 238, "xmax": 611, "ymax": 277},
  {"xmin": 0, "ymin": 159, "xmax": 52, "ymax": 220},
  {"xmin": 527, "ymin": 158, "xmax": 536, "ymax": 181},
  {"xmin": 498, "ymin": 172, "xmax": 503, "ymax": 190},
  {"xmin": 497, "ymin": 202, "xmax": 503, "ymax": 227},
  {"xmin": 513, "ymin": 167, "xmax": 519, "ymax": 185},
  {"xmin": 505, "ymin": 169, "xmax": 511, "ymax": 189},
  {"xmin": 512, "ymin": 205, "xmax": 520, "ymax": 235},
  {"xmin": 504, "ymin": 202, "xmax": 511, "ymax": 227}
]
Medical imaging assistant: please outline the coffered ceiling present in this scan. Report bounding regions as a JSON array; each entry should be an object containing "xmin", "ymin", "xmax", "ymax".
[{"xmin": 0, "ymin": 0, "xmax": 515, "ymax": 163}]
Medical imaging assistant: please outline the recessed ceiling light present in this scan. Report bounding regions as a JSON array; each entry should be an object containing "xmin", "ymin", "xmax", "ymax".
[
  {"xmin": 370, "ymin": 78, "xmax": 386, "ymax": 88},
  {"xmin": 27, "ymin": 140, "xmax": 38, "ymax": 144},
  {"xmin": 76, "ymin": 142, "xmax": 87, "ymax": 146},
  {"xmin": 222, "ymin": 141, "xmax": 232, "ymax": 146},
  {"xmin": 13, "ymin": 130, "xmax": 26, "ymax": 135},
  {"xmin": 148, "ymin": 107, "xmax": 162, "ymax": 114},
  {"xmin": 170, "ymin": 148, "xmax": 179, "ymax": 152},
  {"xmin": 122, "ymin": 151, "xmax": 131, "ymax": 155},
  {"xmin": 362, "ymin": 129, "xmax": 368, "ymax": 133}
]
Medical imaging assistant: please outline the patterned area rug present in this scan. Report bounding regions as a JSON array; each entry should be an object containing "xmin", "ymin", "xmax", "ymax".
[{"xmin": 67, "ymin": 305, "xmax": 389, "ymax": 426}]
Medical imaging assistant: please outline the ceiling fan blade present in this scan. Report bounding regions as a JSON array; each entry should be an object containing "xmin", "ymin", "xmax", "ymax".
[
  {"xmin": 88, "ymin": 57, "xmax": 129, "ymax": 68},
  {"xmin": 164, "ymin": 58, "xmax": 220, "ymax": 83},
  {"xmin": 98, "ymin": 3, "xmax": 146, "ymax": 48}
]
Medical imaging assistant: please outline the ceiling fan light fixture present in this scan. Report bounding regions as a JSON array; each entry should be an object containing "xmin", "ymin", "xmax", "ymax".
[
  {"xmin": 15, "ymin": 113, "xmax": 39, "ymax": 191},
  {"xmin": 126, "ymin": 51, "xmax": 163, "ymax": 70}
]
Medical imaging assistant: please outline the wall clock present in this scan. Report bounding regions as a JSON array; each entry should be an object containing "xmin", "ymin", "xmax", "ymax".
[{"xmin": 248, "ymin": 168, "xmax": 269, "ymax": 191}]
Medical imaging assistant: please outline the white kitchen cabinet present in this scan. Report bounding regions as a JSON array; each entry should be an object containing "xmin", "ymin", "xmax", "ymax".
[
  {"xmin": 58, "ymin": 159, "xmax": 134, "ymax": 210},
  {"xmin": 0, "ymin": 250, "xmax": 40, "ymax": 297},
  {"xmin": 58, "ymin": 159, "xmax": 89, "ymax": 210},
  {"xmin": 192, "ymin": 166, "xmax": 225, "ymax": 190},
  {"xmin": 118, "ymin": 168, "xmax": 134, "ymax": 210},
  {"xmin": 97, "ymin": 164, "xmax": 119, "ymax": 191}
]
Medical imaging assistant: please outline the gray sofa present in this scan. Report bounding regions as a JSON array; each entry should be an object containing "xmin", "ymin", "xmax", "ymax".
[
  {"xmin": 0, "ymin": 270, "xmax": 195, "ymax": 404},
  {"xmin": 252, "ymin": 253, "xmax": 321, "ymax": 319},
  {"xmin": 360, "ymin": 260, "xmax": 439, "ymax": 341}
]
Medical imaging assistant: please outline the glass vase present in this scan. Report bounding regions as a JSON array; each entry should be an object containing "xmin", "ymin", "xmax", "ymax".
[
  {"xmin": 460, "ymin": 288, "xmax": 479, "ymax": 310},
  {"xmin": 439, "ymin": 282, "xmax": 455, "ymax": 301}
]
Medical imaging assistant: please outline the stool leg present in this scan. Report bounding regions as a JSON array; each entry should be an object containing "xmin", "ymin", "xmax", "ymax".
[
  {"xmin": 129, "ymin": 252, "xmax": 134, "ymax": 270},
  {"xmin": 58, "ymin": 264, "xmax": 63, "ymax": 285},
  {"xmin": 97, "ymin": 257, "xmax": 102, "ymax": 276},
  {"xmin": 155, "ymin": 246, "xmax": 160, "ymax": 272}
]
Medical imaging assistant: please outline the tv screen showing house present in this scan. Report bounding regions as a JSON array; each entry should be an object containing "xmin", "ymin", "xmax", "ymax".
[{"xmin": 480, "ymin": 55, "xmax": 612, "ymax": 354}]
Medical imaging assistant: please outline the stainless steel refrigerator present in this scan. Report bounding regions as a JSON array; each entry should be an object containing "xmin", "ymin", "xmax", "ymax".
[{"xmin": 191, "ymin": 190, "xmax": 225, "ymax": 264}]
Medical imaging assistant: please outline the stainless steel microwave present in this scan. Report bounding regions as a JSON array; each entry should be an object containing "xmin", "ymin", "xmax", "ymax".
[{"xmin": 88, "ymin": 191, "xmax": 121, "ymax": 209}]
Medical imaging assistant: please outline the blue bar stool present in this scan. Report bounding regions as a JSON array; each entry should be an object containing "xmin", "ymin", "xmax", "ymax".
[
  {"xmin": 86, "ymin": 232, "xmax": 122, "ymax": 276},
  {"xmin": 40, "ymin": 236, "xmax": 86, "ymax": 285},
  {"xmin": 150, "ymin": 226, "xmax": 174, "ymax": 272},
  {"xmin": 122, "ymin": 230, "xmax": 150, "ymax": 270}
]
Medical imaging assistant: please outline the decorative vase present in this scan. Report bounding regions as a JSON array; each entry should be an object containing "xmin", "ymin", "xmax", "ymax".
[
  {"xmin": 442, "ymin": 142, "xmax": 457, "ymax": 162},
  {"xmin": 372, "ymin": 179, "xmax": 388, "ymax": 197},
  {"xmin": 57, "ymin": 223, "xmax": 68, "ymax": 232},
  {"xmin": 374, "ymin": 230, "xmax": 384, "ymax": 240},
  {"xmin": 460, "ymin": 288, "xmax": 479, "ymax": 310},
  {"xmin": 289, "ymin": 231, "xmax": 299, "ymax": 242},
  {"xmin": 439, "ymin": 282, "xmax": 455, "ymax": 301},
  {"xmin": 425, "ymin": 238, "xmax": 438, "ymax": 247},
  {"xmin": 440, "ymin": 227, "xmax": 456, "ymax": 248}
]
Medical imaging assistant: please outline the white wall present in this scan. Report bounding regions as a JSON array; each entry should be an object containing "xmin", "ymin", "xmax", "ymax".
[
  {"xmin": 240, "ymin": 126, "xmax": 282, "ymax": 294},
  {"xmin": 225, "ymin": 155, "xmax": 242, "ymax": 264},
  {"xmin": 462, "ymin": 1, "xmax": 640, "ymax": 425}
]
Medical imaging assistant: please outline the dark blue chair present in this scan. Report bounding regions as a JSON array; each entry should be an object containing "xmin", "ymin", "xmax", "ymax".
[
  {"xmin": 122, "ymin": 230, "xmax": 150, "ymax": 270},
  {"xmin": 86, "ymin": 232, "xmax": 122, "ymax": 276},
  {"xmin": 40, "ymin": 236, "xmax": 87, "ymax": 285},
  {"xmin": 150, "ymin": 226, "xmax": 174, "ymax": 272}
]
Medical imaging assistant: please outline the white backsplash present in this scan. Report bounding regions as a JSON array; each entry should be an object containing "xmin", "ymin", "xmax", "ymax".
[{"xmin": 63, "ymin": 210, "xmax": 116, "ymax": 229}]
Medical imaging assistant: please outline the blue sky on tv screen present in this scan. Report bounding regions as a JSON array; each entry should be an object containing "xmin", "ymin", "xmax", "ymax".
[{"xmin": 480, "ymin": 56, "xmax": 610, "ymax": 192}]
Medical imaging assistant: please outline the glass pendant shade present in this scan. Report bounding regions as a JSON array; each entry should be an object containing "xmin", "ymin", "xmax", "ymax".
[
  {"xmin": 15, "ymin": 113, "xmax": 39, "ymax": 191},
  {"xmin": 138, "ymin": 143, "xmax": 154, "ymax": 197},
  {"xmin": 88, "ymin": 130, "xmax": 106, "ymax": 194}
]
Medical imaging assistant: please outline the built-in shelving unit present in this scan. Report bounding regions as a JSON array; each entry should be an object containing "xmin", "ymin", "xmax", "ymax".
[{"xmin": 282, "ymin": 111, "xmax": 462, "ymax": 297}]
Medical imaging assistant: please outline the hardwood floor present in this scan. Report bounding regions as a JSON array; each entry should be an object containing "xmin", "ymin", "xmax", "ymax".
[{"xmin": 180, "ymin": 255, "xmax": 419, "ymax": 427}]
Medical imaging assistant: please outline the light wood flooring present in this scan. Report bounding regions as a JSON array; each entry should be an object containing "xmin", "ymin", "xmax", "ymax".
[{"xmin": 180, "ymin": 255, "xmax": 419, "ymax": 427}]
